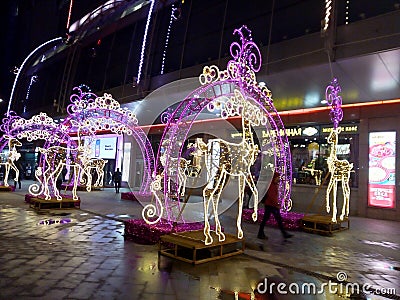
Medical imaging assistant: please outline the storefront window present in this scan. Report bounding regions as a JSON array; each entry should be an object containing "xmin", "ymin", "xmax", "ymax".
[{"xmin": 290, "ymin": 123, "xmax": 359, "ymax": 188}]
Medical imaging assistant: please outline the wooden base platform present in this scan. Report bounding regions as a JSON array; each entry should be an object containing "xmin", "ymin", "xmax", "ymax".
[
  {"xmin": 0, "ymin": 185, "xmax": 15, "ymax": 192},
  {"xmin": 29, "ymin": 197, "xmax": 81, "ymax": 211},
  {"xmin": 301, "ymin": 214, "xmax": 349, "ymax": 235},
  {"xmin": 159, "ymin": 230, "xmax": 245, "ymax": 264}
]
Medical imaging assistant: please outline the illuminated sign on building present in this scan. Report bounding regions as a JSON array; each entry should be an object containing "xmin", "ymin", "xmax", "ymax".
[
  {"xmin": 230, "ymin": 123, "xmax": 359, "ymax": 140},
  {"xmin": 321, "ymin": 125, "xmax": 358, "ymax": 134},
  {"xmin": 83, "ymin": 136, "xmax": 119, "ymax": 159},
  {"xmin": 303, "ymin": 127, "xmax": 318, "ymax": 136},
  {"xmin": 262, "ymin": 127, "xmax": 303, "ymax": 138},
  {"xmin": 368, "ymin": 131, "xmax": 396, "ymax": 208}
]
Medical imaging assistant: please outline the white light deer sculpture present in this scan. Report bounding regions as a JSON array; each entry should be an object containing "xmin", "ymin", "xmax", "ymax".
[
  {"xmin": 326, "ymin": 128, "xmax": 353, "ymax": 222},
  {"xmin": 160, "ymin": 139, "xmax": 190, "ymax": 197},
  {"xmin": 325, "ymin": 77, "xmax": 353, "ymax": 222},
  {"xmin": 0, "ymin": 136, "xmax": 22, "ymax": 187},
  {"xmin": 194, "ymin": 90, "xmax": 260, "ymax": 245},
  {"xmin": 31, "ymin": 121, "xmax": 92, "ymax": 200},
  {"xmin": 82, "ymin": 158, "xmax": 108, "ymax": 187}
]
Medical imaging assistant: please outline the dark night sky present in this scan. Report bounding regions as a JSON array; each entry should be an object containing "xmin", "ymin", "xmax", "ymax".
[
  {"xmin": 0, "ymin": 0, "xmax": 398, "ymax": 115},
  {"xmin": 0, "ymin": 0, "xmax": 104, "ymax": 113}
]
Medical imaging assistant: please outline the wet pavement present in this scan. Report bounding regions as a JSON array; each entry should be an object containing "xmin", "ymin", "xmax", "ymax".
[{"xmin": 0, "ymin": 181, "xmax": 399, "ymax": 299}]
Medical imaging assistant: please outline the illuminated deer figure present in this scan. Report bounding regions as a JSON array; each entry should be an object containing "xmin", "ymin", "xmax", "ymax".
[
  {"xmin": 194, "ymin": 90, "xmax": 259, "ymax": 245},
  {"xmin": 160, "ymin": 140, "xmax": 190, "ymax": 197},
  {"xmin": 34, "ymin": 122, "xmax": 92, "ymax": 200},
  {"xmin": 83, "ymin": 158, "xmax": 108, "ymax": 187},
  {"xmin": 0, "ymin": 136, "xmax": 22, "ymax": 186},
  {"xmin": 184, "ymin": 142, "xmax": 203, "ymax": 177},
  {"xmin": 326, "ymin": 128, "xmax": 353, "ymax": 222}
]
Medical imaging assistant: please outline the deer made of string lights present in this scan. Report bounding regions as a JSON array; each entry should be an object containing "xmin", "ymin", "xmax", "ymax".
[
  {"xmin": 325, "ymin": 78, "xmax": 353, "ymax": 222},
  {"xmin": 82, "ymin": 158, "xmax": 108, "ymax": 187},
  {"xmin": 31, "ymin": 121, "xmax": 92, "ymax": 200},
  {"xmin": 159, "ymin": 139, "xmax": 190, "ymax": 197},
  {"xmin": 0, "ymin": 136, "xmax": 22, "ymax": 187},
  {"xmin": 194, "ymin": 90, "xmax": 259, "ymax": 245},
  {"xmin": 326, "ymin": 128, "xmax": 353, "ymax": 222}
]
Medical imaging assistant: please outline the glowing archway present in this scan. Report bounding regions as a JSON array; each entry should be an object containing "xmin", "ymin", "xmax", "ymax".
[
  {"xmin": 0, "ymin": 112, "xmax": 68, "ymax": 152},
  {"xmin": 143, "ymin": 26, "xmax": 292, "ymax": 226},
  {"xmin": 0, "ymin": 87, "xmax": 155, "ymax": 195},
  {"xmin": 61, "ymin": 87, "xmax": 155, "ymax": 194}
]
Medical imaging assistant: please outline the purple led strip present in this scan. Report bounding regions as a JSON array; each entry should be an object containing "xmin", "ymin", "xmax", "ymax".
[{"xmin": 325, "ymin": 77, "xmax": 343, "ymax": 129}]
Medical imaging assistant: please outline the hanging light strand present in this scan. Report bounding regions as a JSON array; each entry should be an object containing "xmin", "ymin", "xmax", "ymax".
[
  {"xmin": 137, "ymin": 0, "xmax": 155, "ymax": 84},
  {"xmin": 66, "ymin": 0, "xmax": 74, "ymax": 30},
  {"xmin": 24, "ymin": 75, "xmax": 38, "ymax": 114},
  {"xmin": 7, "ymin": 37, "xmax": 63, "ymax": 116},
  {"xmin": 161, "ymin": 4, "xmax": 176, "ymax": 75},
  {"xmin": 323, "ymin": 0, "xmax": 333, "ymax": 31}
]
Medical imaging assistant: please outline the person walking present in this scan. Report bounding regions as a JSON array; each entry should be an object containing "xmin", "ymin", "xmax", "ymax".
[
  {"xmin": 257, "ymin": 172, "xmax": 293, "ymax": 240},
  {"xmin": 112, "ymin": 168, "xmax": 122, "ymax": 193},
  {"xmin": 243, "ymin": 174, "xmax": 255, "ymax": 209}
]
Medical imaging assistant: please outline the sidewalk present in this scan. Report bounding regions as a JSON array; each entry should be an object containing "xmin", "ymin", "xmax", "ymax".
[{"xmin": 0, "ymin": 180, "xmax": 399, "ymax": 299}]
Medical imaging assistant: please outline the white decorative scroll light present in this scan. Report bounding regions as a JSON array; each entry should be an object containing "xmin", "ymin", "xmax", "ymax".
[
  {"xmin": 325, "ymin": 78, "xmax": 353, "ymax": 222},
  {"xmin": 143, "ymin": 140, "xmax": 190, "ymax": 224},
  {"xmin": 13, "ymin": 112, "xmax": 65, "ymax": 143},
  {"xmin": 68, "ymin": 92, "xmax": 138, "ymax": 136},
  {"xmin": 0, "ymin": 136, "xmax": 22, "ymax": 186}
]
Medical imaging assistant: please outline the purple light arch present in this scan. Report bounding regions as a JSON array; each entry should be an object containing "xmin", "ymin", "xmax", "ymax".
[
  {"xmin": 0, "ymin": 111, "xmax": 68, "ymax": 152},
  {"xmin": 147, "ymin": 26, "xmax": 292, "ymax": 224},
  {"xmin": 56, "ymin": 86, "xmax": 155, "ymax": 194},
  {"xmin": 0, "ymin": 86, "xmax": 155, "ymax": 194}
]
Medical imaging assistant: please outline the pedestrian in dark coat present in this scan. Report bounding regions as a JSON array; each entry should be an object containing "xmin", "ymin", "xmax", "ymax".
[{"xmin": 257, "ymin": 172, "xmax": 293, "ymax": 239}]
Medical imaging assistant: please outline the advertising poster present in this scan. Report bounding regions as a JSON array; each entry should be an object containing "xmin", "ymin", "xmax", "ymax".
[
  {"xmin": 368, "ymin": 132, "xmax": 396, "ymax": 208},
  {"xmin": 84, "ymin": 136, "xmax": 118, "ymax": 159}
]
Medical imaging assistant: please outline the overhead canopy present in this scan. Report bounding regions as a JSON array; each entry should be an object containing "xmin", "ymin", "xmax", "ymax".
[
  {"xmin": 260, "ymin": 48, "xmax": 400, "ymax": 111},
  {"xmin": 122, "ymin": 48, "xmax": 400, "ymax": 126}
]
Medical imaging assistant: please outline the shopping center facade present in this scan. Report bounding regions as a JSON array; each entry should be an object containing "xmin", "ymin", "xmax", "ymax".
[{"xmin": 5, "ymin": 0, "xmax": 400, "ymax": 221}]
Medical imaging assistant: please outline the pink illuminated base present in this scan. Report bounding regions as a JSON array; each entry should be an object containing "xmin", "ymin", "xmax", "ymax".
[
  {"xmin": 242, "ymin": 208, "xmax": 304, "ymax": 230},
  {"xmin": 124, "ymin": 218, "xmax": 218, "ymax": 245}
]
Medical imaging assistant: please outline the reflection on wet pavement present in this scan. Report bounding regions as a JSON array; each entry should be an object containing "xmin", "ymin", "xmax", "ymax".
[
  {"xmin": 38, "ymin": 218, "xmax": 72, "ymax": 225},
  {"xmin": 361, "ymin": 239, "xmax": 399, "ymax": 250}
]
